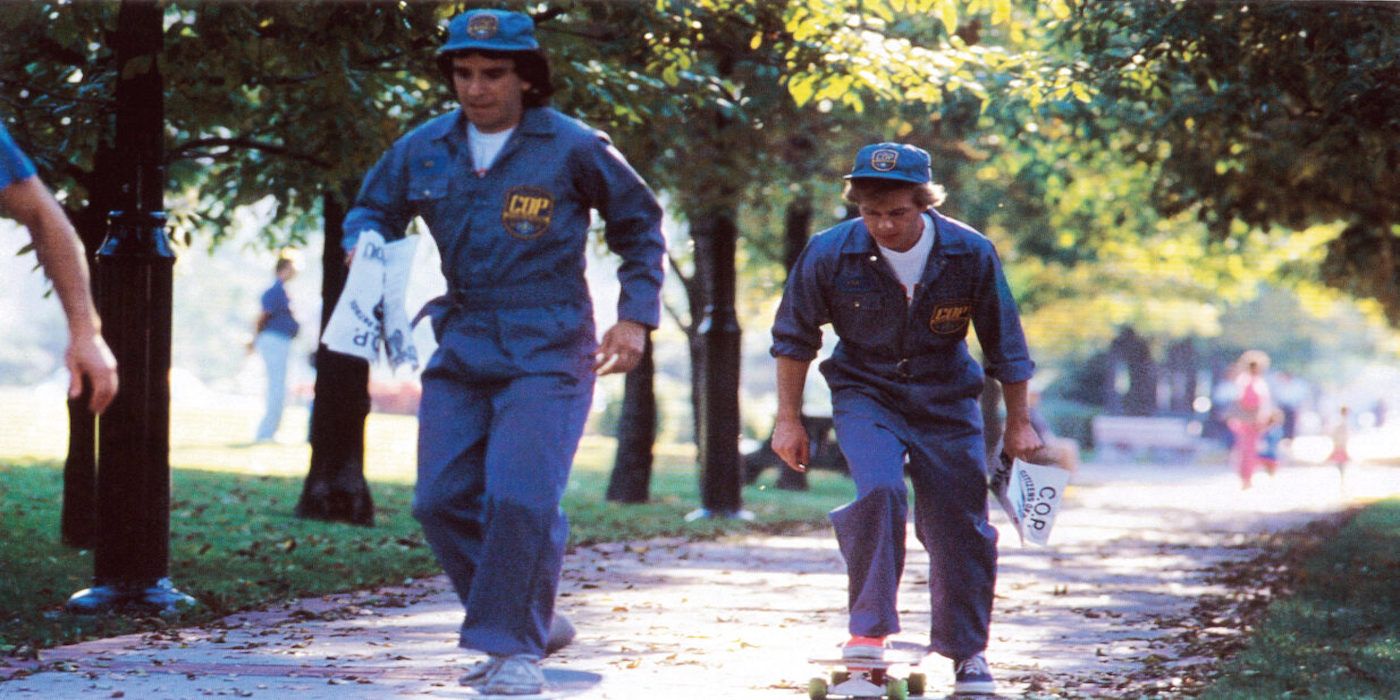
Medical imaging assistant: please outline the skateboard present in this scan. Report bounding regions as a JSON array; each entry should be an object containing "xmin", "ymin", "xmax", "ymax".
[{"xmin": 806, "ymin": 641, "xmax": 930, "ymax": 700}]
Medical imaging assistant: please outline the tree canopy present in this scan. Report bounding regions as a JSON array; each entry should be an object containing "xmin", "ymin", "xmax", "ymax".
[
  {"xmin": 1062, "ymin": 0, "xmax": 1400, "ymax": 322},
  {"xmin": 2, "ymin": 0, "xmax": 1395, "ymax": 363}
]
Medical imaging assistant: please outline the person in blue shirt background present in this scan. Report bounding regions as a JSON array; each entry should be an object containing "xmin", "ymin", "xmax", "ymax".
[
  {"xmin": 0, "ymin": 121, "xmax": 118, "ymax": 414},
  {"xmin": 341, "ymin": 9, "xmax": 664, "ymax": 695},
  {"xmin": 770, "ymin": 143, "xmax": 1041, "ymax": 696},
  {"xmin": 249, "ymin": 254, "xmax": 301, "ymax": 443}
]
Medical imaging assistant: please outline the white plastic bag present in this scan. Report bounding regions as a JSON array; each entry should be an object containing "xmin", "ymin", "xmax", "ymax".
[
  {"xmin": 321, "ymin": 230, "xmax": 420, "ymax": 371},
  {"xmin": 990, "ymin": 455, "xmax": 1071, "ymax": 546}
]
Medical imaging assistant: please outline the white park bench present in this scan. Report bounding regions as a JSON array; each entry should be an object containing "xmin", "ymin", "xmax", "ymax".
[{"xmin": 1090, "ymin": 415, "xmax": 1202, "ymax": 462}]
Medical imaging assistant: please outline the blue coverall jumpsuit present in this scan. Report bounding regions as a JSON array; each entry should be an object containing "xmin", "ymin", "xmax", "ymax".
[
  {"xmin": 770, "ymin": 210, "xmax": 1034, "ymax": 661},
  {"xmin": 344, "ymin": 106, "xmax": 665, "ymax": 657}
]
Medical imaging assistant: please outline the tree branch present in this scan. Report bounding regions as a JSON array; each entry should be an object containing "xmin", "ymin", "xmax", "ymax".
[
  {"xmin": 167, "ymin": 137, "xmax": 330, "ymax": 169},
  {"xmin": 661, "ymin": 296, "xmax": 691, "ymax": 333}
]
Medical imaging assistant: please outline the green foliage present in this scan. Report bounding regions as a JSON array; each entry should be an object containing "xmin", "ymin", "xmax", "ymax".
[
  {"xmin": 6, "ymin": 0, "xmax": 1397, "ymax": 368},
  {"xmin": 161, "ymin": 1, "xmax": 446, "ymax": 247},
  {"xmin": 0, "ymin": 2, "xmax": 118, "ymax": 208},
  {"xmin": 1202, "ymin": 498, "xmax": 1400, "ymax": 699},
  {"xmin": 1, "ymin": 1, "xmax": 448, "ymax": 249},
  {"xmin": 1063, "ymin": 1, "xmax": 1400, "ymax": 323}
]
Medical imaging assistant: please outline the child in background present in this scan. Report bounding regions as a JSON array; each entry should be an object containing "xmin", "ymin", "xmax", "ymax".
[
  {"xmin": 1257, "ymin": 407, "xmax": 1285, "ymax": 477},
  {"xmin": 1328, "ymin": 406, "xmax": 1351, "ymax": 486}
]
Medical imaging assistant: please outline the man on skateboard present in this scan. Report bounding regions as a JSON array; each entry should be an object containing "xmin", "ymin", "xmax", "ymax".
[
  {"xmin": 770, "ymin": 142, "xmax": 1041, "ymax": 696},
  {"xmin": 342, "ymin": 8, "xmax": 665, "ymax": 695}
]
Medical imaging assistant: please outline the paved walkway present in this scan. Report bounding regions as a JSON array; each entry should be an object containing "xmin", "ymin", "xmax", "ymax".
[{"xmin": 2, "ymin": 458, "xmax": 1396, "ymax": 699}]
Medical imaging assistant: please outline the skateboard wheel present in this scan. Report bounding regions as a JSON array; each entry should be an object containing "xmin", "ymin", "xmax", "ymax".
[
  {"xmin": 906, "ymin": 672, "xmax": 926, "ymax": 697},
  {"xmin": 885, "ymin": 677, "xmax": 907, "ymax": 700},
  {"xmin": 807, "ymin": 677, "xmax": 828, "ymax": 700},
  {"xmin": 831, "ymin": 670, "xmax": 850, "ymax": 685}
]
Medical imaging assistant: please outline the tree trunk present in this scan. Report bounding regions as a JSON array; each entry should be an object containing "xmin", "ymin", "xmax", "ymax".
[
  {"xmin": 606, "ymin": 334, "xmax": 656, "ymax": 503},
  {"xmin": 1165, "ymin": 338, "xmax": 1198, "ymax": 414},
  {"xmin": 60, "ymin": 145, "xmax": 121, "ymax": 549},
  {"xmin": 1111, "ymin": 327, "xmax": 1158, "ymax": 416},
  {"xmin": 693, "ymin": 205, "xmax": 743, "ymax": 515},
  {"xmin": 296, "ymin": 185, "xmax": 374, "ymax": 526}
]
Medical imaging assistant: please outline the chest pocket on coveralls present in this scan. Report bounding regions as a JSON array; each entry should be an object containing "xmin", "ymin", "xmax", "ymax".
[
  {"xmin": 409, "ymin": 174, "xmax": 448, "ymax": 202},
  {"xmin": 408, "ymin": 150, "xmax": 449, "ymax": 204},
  {"xmin": 834, "ymin": 293, "xmax": 885, "ymax": 339}
]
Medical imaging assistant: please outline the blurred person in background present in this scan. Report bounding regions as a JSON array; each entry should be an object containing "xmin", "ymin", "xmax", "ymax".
[
  {"xmin": 249, "ymin": 253, "xmax": 301, "ymax": 443},
  {"xmin": 1328, "ymin": 405, "xmax": 1351, "ymax": 487},
  {"xmin": 1226, "ymin": 350, "xmax": 1272, "ymax": 490}
]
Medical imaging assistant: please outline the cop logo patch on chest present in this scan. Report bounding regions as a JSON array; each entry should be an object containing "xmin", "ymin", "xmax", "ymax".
[
  {"xmin": 468, "ymin": 14, "xmax": 499, "ymax": 39},
  {"xmin": 929, "ymin": 301, "xmax": 972, "ymax": 334},
  {"xmin": 871, "ymin": 148, "xmax": 900, "ymax": 172},
  {"xmin": 502, "ymin": 186, "xmax": 555, "ymax": 240}
]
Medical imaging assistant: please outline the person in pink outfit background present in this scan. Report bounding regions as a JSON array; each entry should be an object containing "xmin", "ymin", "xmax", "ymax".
[{"xmin": 1227, "ymin": 350, "xmax": 1272, "ymax": 489}]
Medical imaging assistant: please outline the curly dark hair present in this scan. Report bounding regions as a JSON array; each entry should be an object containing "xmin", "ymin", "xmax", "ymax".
[{"xmin": 436, "ymin": 49, "xmax": 554, "ymax": 108}]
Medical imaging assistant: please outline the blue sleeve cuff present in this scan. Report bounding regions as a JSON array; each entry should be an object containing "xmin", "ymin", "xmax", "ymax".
[
  {"xmin": 617, "ymin": 300, "xmax": 661, "ymax": 330},
  {"xmin": 770, "ymin": 341, "xmax": 819, "ymax": 363},
  {"xmin": 987, "ymin": 359, "xmax": 1035, "ymax": 385}
]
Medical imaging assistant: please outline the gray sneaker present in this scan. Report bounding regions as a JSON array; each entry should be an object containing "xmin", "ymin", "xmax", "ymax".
[
  {"xmin": 458, "ymin": 655, "xmax": 503, "ymax": 687},
  {"xmin": 481, "ymin": 654, "xmax": 546, "ymax": 695}
]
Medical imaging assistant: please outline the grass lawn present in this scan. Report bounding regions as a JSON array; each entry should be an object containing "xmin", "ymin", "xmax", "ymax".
[
  {"xmin": 1201, "ymin": 497, "xmax": 1400, "ymax": 699},
  {"xmin": 0, "ymin": 389, "xmax": 854, "ymax": 655}
]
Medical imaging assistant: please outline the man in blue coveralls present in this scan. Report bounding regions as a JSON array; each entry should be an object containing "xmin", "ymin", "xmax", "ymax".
[
  {"xmin": 341, "ymin": 9, "xmax": 664, "ymax": 695},
  {"xmin": 0, "ymin": 122, "xmax": 118, "ymax": 414},
  {"xmin": 770, "ymin": 143, "xmax": 1041, "ymax": 696}
]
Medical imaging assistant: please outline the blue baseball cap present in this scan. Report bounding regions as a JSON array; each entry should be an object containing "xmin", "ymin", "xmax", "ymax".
[
  {"xmin": 440, "ymin": 9, "xmax": 539, "ymax": 54},
  {"xmin": 844, "ymin": 142, "xmax": 932, "ymax": 184}
]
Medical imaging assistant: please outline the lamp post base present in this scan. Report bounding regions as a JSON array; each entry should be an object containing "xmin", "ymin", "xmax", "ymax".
[{"xmin": 66, "ymin": 578, "xmax": 196, "ymax": 615}]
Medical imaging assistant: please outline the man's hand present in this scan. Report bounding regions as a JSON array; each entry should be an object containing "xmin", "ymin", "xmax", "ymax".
[
  {"xmin": 594, "ymin": 320, "xmax": 646, "ymax": 375},
  {"xmin": 1001, "ymin": 416, "xmax": 1045, "ymax": 463},
  {"xmin": 771, "ymin": 415, "xmax": 811, "ymax": 472},
  {"xmin": 67, "ymin": 333, "xmax": 118, "ymax": 414}
]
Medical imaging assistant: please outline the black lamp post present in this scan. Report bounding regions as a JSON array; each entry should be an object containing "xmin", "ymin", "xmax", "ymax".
[
  {"xmin": 67, "ymin": 0, "xmax": 193, "ymax": 615},
  {"xmin": 686, "ymin": 207, "xmax": 752, "ymax": 522}
]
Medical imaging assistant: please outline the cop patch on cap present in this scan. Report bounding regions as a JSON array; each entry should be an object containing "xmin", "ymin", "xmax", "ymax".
[
  {"xmin": 502, "ymin": 186, "xmax": 554, "ymax": 240},
  {"xmin": 467, "ymin": 14, "xmax": 499, "ymax": 39},
  {"xmin": 929, "ymin": 301, "xmax": 972, "ymax": 334},
  {"xmin": 870, "ymin": 148, "xmax": 900, "ymax": 172}
]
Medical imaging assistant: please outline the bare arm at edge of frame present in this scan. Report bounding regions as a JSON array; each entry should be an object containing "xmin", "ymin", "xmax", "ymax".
[{"xmin": 0, "ymin": 176, "xmax": 118, "ymax": 413}]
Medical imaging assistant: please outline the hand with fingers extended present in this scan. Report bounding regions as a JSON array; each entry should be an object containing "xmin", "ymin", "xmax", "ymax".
[{"xmin": 594, "ymin": 320, "xmax": 647, "ymax": 375}]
